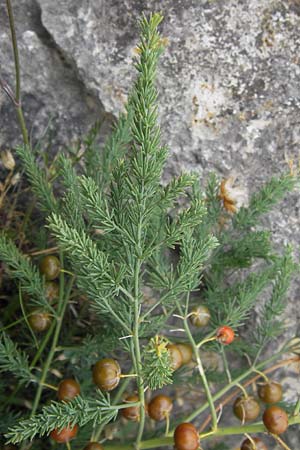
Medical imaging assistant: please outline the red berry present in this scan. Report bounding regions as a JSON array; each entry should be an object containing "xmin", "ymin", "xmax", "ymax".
[
  {"xmin": 240, "ymin": 437, "xmax": 267, "ymax": 450},
  {"xmin": 263, "ymin": 405, "xmax": 289, "ymax": 434},
  {"xmin": 57, "ymin": 379, "xmax": 80, "ymax": 402},
  {"xmin": 216, "ymin": 326, "xmax": 235, "ymax": 345},
  {"xmin": 148, "ymin": 394, "xmax": 173, "ymax": 421},
  {"xmin": 50, "ymin": 424, "xmax": 78, "ymax": 443},
  {"xmin": 174, "ymin": 423, "xmax": 199, "ymax": 450}
]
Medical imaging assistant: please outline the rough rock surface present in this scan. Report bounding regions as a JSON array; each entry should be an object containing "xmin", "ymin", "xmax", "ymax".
[
  {"xmin": 0, "ymin": 0, "xmax": 105, "ymax": 151},
  {"xmin": 1, "ymin": 1, "xmax": 300, "ymax": 447}
]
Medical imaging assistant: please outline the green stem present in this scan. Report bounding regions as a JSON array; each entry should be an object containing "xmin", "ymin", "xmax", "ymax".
[
  {"xmin": 176, "ymin": 298, "xmax": 218, "ymax": 431},
  {"xmin": 93, "ymin": 369, "xmax": 133, "ymax": 441},
  {"xmin": 30, "ymin": 257, "xmax": 73, "ymax": 417},
  {"xmin": 17, "ymin": 107, "xmax": 29, "ymax": 146},
  {"xmin": 221, "ymin": 346, "xmax": 232, "ymax": 383},
  {"xmin": 183, "ymin": 346, "xmax": 292, "ymax": 425},
  {"xmin": 103, "ymin": 415, "xmax": 300, "ymax": 450},
  {"xmin": 30, "ymin": 319, "xmax": 56, "ymax": 369},
  {"xmin": 294, "ymin": 398, "xmax": 300, "ymax": 416},
  {"xmin": 5, "ymin": 0, "xmax": 20, "ymax": 100},
  {"xmin": 19, "ymin": 285, "xmax": 38, "ymax": 349},
  {"xmin": 5, "ymin": 0, "xmax": 29, "ymax": 146},
  {"xmin": 0, "ymin": 316, "xmax": 26, "ymax": 331},
  {"xmin": 133, "ymin": 259, "xmax": 145, "ymax": 449}
]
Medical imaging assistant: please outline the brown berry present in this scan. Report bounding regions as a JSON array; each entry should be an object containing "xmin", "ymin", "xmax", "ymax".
[
  {"xmin": 233, "ymin": 396, "xmax": 260, "ymax": 422},
  {"xmin": 28, "ymin": 310, "xmax": 51, "ymax": 332},
  {"xmin": 258, "ymin": 381, "xmax": 283, "ymax": 404},
  {"xmin": 148, "ymin": 394, "xmax": 173, "ymax": 421},
  {"xmin": 216, "ymin": 326, "xmax": 235, "ymax": 345},
  {"xmin": 40, "ymin": 255, "xmax": 61, "ymax": 280},
  {"xmin": 92, "ymin": 358, "xmax": 121, "ymax": 391},
  {"xmin": 174, "ymin": 423, "xmax": 199, "ymax": 450},
  {"xmin": 50, "ymin": 424, "xmax": 78, "ymax": 443},
  {"xmin": 83, "ymin": 443, "xmax": 104, "ymax": 450},
  {"xmin": 57, "ymin": 379, "xmax": 80, "ymax": 402},
  {"xmin": 45, "ymin": 281, "xmax": 59, "ymax": 303},
  {"xmin": 263, "ymin": 405, "xmax": 289, "ymax": 435},
  {"xmin": 190, "ymin": 305, "xmax": 210, "ymax": 327},
  {"xmin": 177, "ymin": 343, "xmax": 193, "ymax": 365},
  {"xmin": 240, "ymin": 437, "xmax": 267, "ymax": 450},
  {"xmin": 121, "ymin": 394, "xmax": 140, "ymax": 421},
  {"xmin": 167, "ymin": 344, "xmax": 183, "ymax": 370}
]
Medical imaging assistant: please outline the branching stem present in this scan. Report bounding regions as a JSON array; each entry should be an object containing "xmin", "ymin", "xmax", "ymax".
[
  {"xmin": 30, "ymin": 255, "xmax": 73, "ymax": 418},
  {"xmin": 176, "ymin": 297, "xmax": 218, "ymax": 431},
  {"xmin": 102, "ymin": 415, "xmax": 300, "ymax": 450}
]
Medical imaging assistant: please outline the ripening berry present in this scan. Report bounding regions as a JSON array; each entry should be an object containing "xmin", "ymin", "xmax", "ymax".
[
  {"xmin": 121, "ymin": 394, "xmax": 140, "ymax": 421},
  {"xmin": 28, "ymin": 310, "xmax": 51, "ymax": 332},
  {"xmin": 148, "ymin": 394, "xmax": 173, "ymax": 421},
  {"xmin": 233, "ymin": 396, "xmax": 260, "ymax": 422},
  {"xmin": 57, "ymin": 379, "xmax": 80, "ymax": 402},
  {"xmin": 177, "ymin": 343, "xmax": 193, "ymax": 365},
  {"xmin": 190, "ymin": 305, "xmax": 210, "ymax": 327},
  {"xmin": 92, "ymin": 358, "xmax": 121, "ymax": 391},
  {"xmin": 40, "ymin": 255, "xmax": 61, "ymax": 280},
  {"xmin": 263, "ymin": 405, "xmax": 289, "ymax": 434},
  {"xmin": 258, "ymin": 381, "xmax": 283, "ymax": 404},
  {"xmin": 45, "ymin": 281, "xmax": 59, "ymax": 303},
  {"xmin": 216, "ymin": 326, "xmax": 235, "ymax": 345},
  {"xmin": 167, "ymin": 344, "xmax": 183, "ymax": 370},
  {"xmin": 174, "ymin": 423, "xmax": 199, "ymax": 450},
  {"xmin": 83, "ymin": 442, "xmax": 104, "ymax": 450},
  {"xmin": 240, "ymin": 437, "xmax": 267, "ymax": 450},
  {"xmin": 50, "ymin": 424, "xmax": 78, "ymax": 443}
]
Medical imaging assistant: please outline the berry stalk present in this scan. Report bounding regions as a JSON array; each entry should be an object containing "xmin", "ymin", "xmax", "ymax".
[
  {"xmin": 176, "ymin": 298, "xmax": 218, "ymax": 431},
  {"xmin": 102, "ymin": 414, "xmax": 300, "ymax": 450},
  {"xmin": 30, "ymin": 254, "xmax": 73, "ymax": 418}
]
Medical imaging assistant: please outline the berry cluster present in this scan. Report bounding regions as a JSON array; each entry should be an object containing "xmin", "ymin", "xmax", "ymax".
[
  {"xmin": 235, "ymin": 379, "xmax": 288, "ymax": 449},
  {"xmin": 28, "ymin": 255, "xmax": 61, "ymax": 332}
]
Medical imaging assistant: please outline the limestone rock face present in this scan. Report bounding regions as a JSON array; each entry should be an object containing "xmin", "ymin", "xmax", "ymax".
[
  {"xmin": 1, "ymin": 1, "xmax": 300, "ymax": 445},
  {"xmin": 0, "ymin": 0, "xmax": 104, "ymax": 151}
]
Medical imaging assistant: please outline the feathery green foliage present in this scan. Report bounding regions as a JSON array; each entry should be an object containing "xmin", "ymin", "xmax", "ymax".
[
  {"xmin": 16, "ymin": 145, "xmax": 57, "ymax": 213},
  {"xmin": 59, "ymin": 155, "xmax": 85, "ymax": 231},
  {"xmin": 233, "ymin": 174, "xmax": 298, "ymax": 228},
  {"xmin": 0, "ymin": 234, "xmax": 51, "ymax": 310},
  {"xmin": 142, "ymin": 336, "xmax": 173, "ymax": 390},
  {"xmin": 6, "ymin": 393, "xmax": 117, "ymax": 444},
  {"xmin": 254, "ymin": 246, "xmax": 297, "ymax": 350},
  {"xmin": 0, "ymin": 332, "xmax": 32, "ymax": 383}
]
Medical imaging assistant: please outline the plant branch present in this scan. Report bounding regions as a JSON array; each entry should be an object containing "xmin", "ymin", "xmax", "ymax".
[
  {"xmin": 176, "ymin": 298, "xmax": 218, "ymax": 431},
  {"xmin": 30, "ymin": 255, "xmax": 73, "ymax": 417},
  {"xmin": 4, "ymin": 0, "xmax": 29, "ymax": 145},
  {"xmin": 102, "ymin": 415, "xmax": 300, "ymax": 450}
]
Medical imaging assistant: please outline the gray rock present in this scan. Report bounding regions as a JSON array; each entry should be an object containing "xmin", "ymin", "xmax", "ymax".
[
  {"xmin": 35, "ymin": 0, "xmax": 300, "ymax": 236},
  {"xmin": 0, "ymin": 0, "xmax": 104, "ymax": 152}
]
